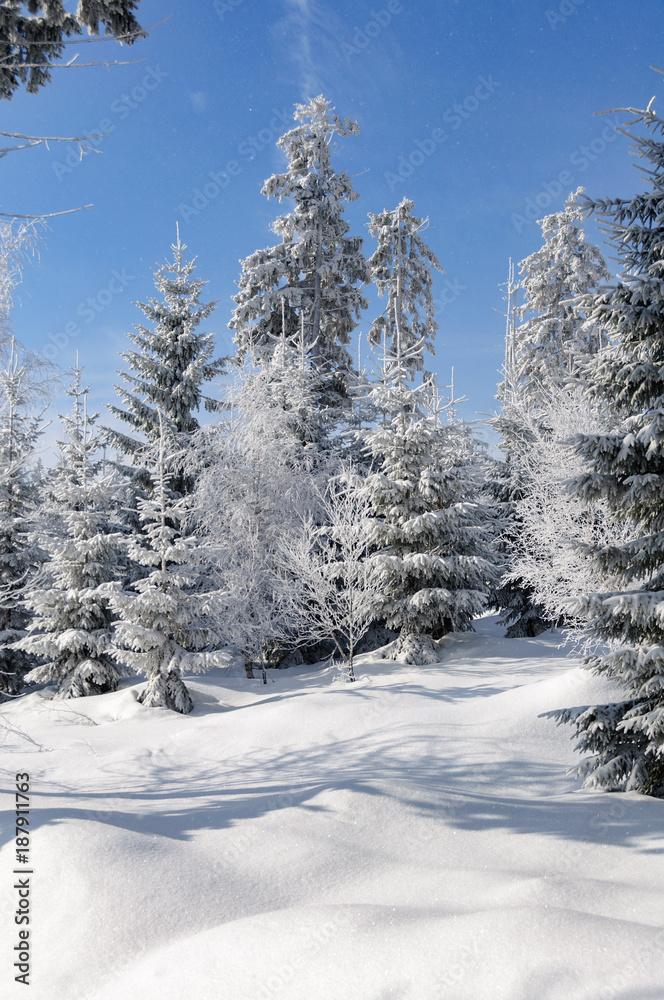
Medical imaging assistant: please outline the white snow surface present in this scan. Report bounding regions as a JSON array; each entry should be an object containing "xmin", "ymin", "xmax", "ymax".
[{"xmin": 2, "ymin": 615, "xmax": 663, "ymax": 1000}]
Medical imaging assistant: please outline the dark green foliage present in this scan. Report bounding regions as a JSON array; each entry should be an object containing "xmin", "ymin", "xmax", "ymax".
[{"xmin": 0, "ymin": 1, "xmax": 146, "ymax": 100}]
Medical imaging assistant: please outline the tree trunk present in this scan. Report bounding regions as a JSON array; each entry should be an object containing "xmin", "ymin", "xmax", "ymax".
[{"xmin": 347, "ymin": 654, "xmax": 356, "ymax": 683}]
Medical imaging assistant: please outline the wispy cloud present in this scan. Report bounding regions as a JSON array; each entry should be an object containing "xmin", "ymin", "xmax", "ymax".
[
  {"xmin": 283, "ymin": 0, "xmax": 320, "ymax": 98},
  {"xmin": 274, "ymin": 0, "xmax": 406, "ymax": 105}
]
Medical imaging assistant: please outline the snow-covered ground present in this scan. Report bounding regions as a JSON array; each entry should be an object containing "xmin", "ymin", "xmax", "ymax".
[{"xmin": 2, "ymin": 616, "xmax": 663, "ymax": 1000}]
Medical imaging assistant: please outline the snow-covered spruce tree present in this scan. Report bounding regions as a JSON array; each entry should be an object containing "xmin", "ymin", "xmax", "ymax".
[
  {"xmin": 362, "ymin": 346, "xmax": 498, "ymax": 664},
  {"xmin": 187, "ymin": 342, "xmax": 326, "ymax": 680},
  {"xmin": 229, "ymin": 95, "xmax": 368, "ymax": 407},
  {"xmin": 0, "ymin": 339, "xmax": 51, "ymax": 698},
  {"xmin": 109, "ymin": 415, "xmax": 224, "ymax": 713},
  {"xmin": 512, "ymin": 189, "xmax": 610, "ymax": 398},
  {"xmin": 359, "ymin": 196, "xmax": 495, "ymax": 662},
  {"xmin": 366, "ymin": 198, "xmax": 443, "ymax": 375},
  {"xmin": 546, "ymin": 97, "xmax": 664, "ymax": 795},
  {"xmin": 0, "ymin": 219, "xmax": 52, "ymax": 696},
  {"xmin": 14, "ymin": 362, "xmax": 126, "ymax": 699},
  {"xmin": 106, "ymin": 229, "xmax": 224, "ymax": 495}
]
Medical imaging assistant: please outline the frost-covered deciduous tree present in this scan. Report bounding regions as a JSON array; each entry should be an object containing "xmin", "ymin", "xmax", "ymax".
[
  {"xmin": 0, "ymin": 220, "xmax": 43, "ymax": 339},
  {"xmin": 15, "ymin": 362, "xmax": 125, "ymax": 698},
  {"xmin": 230, "ymin": 332, "xmax": 331, "ymax": 472},
  {"xmin": 229, "ymin": 95, "xmax": 368, "ymax": 402},
  {"xmin": 547, "ymin": 96, "xmax": 664, "ymax": 795},
  {"xmin": 490, "ymin": 264, "xmax": 553, "ymax": 637},
  {"xmin": 507, "ymin": 385, "xmax": 629, "ymax": 627},
  {"xmin": 187, "ymin": 344, "xmax": 325, "ymax": 680},
  {"xmin": 367, "ymin": 198, "xmax": 443, "ymax": 373},
  {"xmin": 281, "ymin": 475, "xmax": 382, "ymax": 682},
  {"xmin": 109, "ymin": 416, "xmax": 223, "ymax": 713},
  {"xmin": 106, "ymin": 230, "xmax": 224, "ymax": 495}
]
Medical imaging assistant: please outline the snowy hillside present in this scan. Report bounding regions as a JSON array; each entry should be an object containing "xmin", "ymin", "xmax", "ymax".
[{"xmin": 2, "ymin": 616, "xmax": 663, "ymax": 1000}]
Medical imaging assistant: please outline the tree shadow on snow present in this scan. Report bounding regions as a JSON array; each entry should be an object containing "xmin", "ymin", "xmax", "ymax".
[{"xmin": 5, "ymin": 725, "xmax": 662, "ymax": 855}]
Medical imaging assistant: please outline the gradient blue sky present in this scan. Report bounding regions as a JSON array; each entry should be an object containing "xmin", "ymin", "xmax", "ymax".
[{"xmin": 4, "ymin": 0, "xmax": 664, "ymax": 450}]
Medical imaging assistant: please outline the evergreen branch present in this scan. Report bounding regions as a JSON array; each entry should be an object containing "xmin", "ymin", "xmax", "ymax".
[{"xmin": 4, "ymin": 16, "xmax": 169, "ymax": 46}]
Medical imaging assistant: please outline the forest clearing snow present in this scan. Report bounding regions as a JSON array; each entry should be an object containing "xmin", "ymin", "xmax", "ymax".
[{"xmin": 1, "ymin": 615, "xmax": 663, "ymax": 1000}]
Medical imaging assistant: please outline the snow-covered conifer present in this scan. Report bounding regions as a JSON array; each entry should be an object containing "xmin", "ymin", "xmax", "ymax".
[
  {"xmin": 0, "ymin": 339, "xmax": 50, "ymax": 698},
  {"xmin": 109, "ymin": 415, "xmax": 223, "ymax": 713},
  {"xmin": 492, "ymin": 209, "xmax": 609, "ymax": 637},
  {"xmin": 358, "ymin": 203, "xmax": 495, "ymax": 661},
  {"xmin": 16, "ymin": 362, "xmax": 125, "ymax": 698},
  {"xmin": 106, "ymin": 229, "xmax": 224, "ymax": 495},
  {"xmin": 229, "ymin": 96, "xmax": 368, "ymax": 402},
  {"xmin": 362, "ymin": 348, "xmax": 497, "ymax": 663},
  {"xmin": 0, "ymin": 1, "xmax": 146, "ymax": 100},
  {"xmin": 367, "ymin": 198, "xmax": 443, "ymax": 373},
  {"xmin": 512, "ymin": 189, "xmax": 609, "ymax": 400},
  {"xmin": 0, "ymin": 221, "xmax": 54, "ymax": 696},
  {"xmin": 547, "ymin": 98, "xmax": 664, "ymax": 795}
]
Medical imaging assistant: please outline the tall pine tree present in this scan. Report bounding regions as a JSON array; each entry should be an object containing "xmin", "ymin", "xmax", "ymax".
[
  {"xmin": 493, "ymin": 199, "xmax": 610, "ymax": 637},
  {"xmin": 106, "ymin": 229, "xmax": 224, "ymax": 495},
  {"xmin": 548, "ymin": 97, "xmax": 664, "ymax": 795},
  {"xmin": 367, "ymin": 198, "xmax": 443, "ymax": 373},
  {"xmin": 229, "ymin": 95, "xmax": 368, "ymax": 405},
  {"xmin": 511, "ymin": 189, "xmax": 609, "ymax": 398}
]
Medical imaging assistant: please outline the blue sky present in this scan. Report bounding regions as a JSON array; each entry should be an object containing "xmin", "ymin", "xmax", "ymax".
[{"xmin": 4, "ymin": 0, "xmax": 664, "ymax": 450}]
